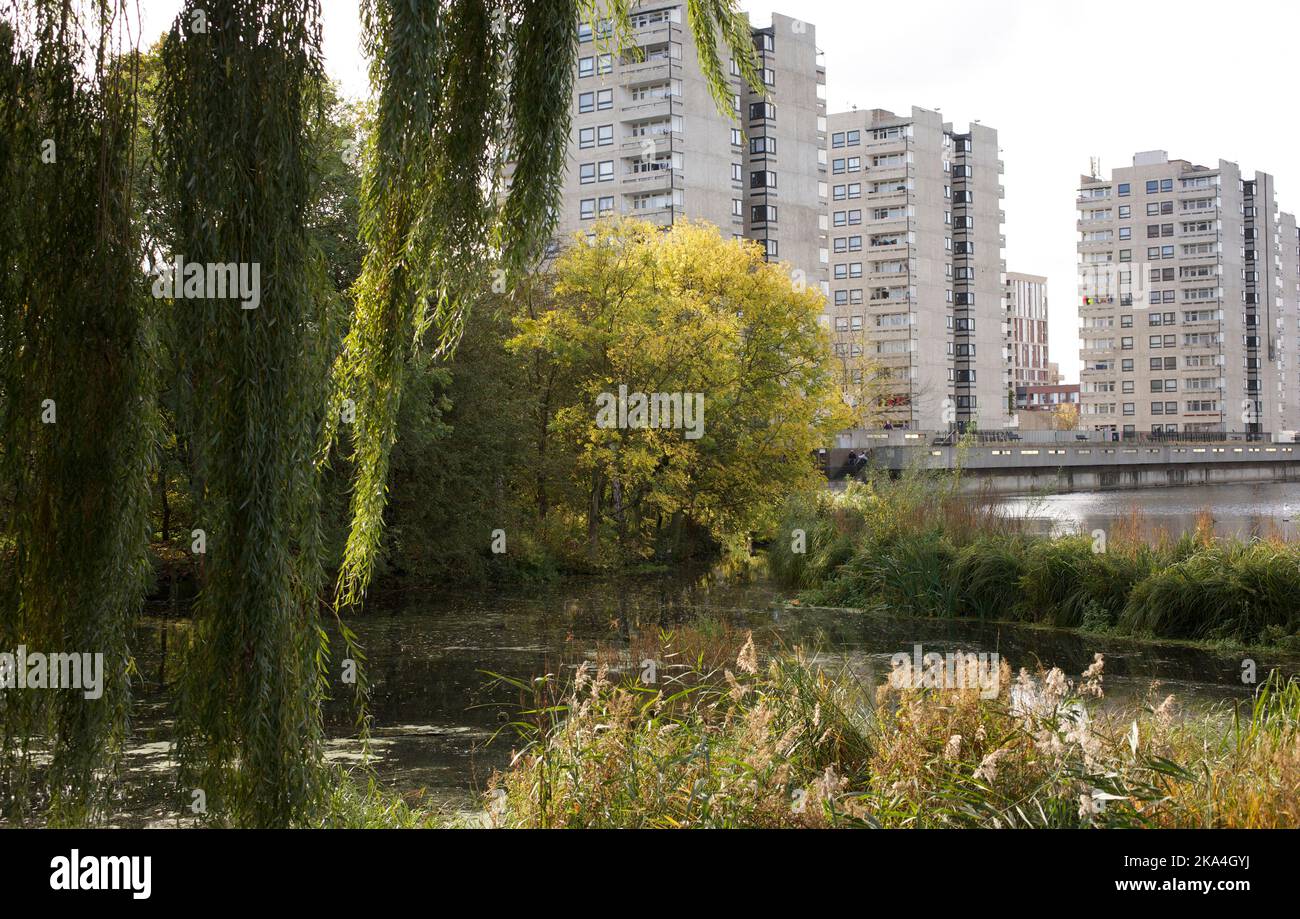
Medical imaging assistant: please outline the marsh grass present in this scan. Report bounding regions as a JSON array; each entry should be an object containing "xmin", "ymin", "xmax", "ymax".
[
  {"xmin": 770, "ymin": 474, "xmax": 1300, "ymax": 646},
  {"xmin": 486, "ymin": 629, "xmax": 1300, "ymax": 828}
]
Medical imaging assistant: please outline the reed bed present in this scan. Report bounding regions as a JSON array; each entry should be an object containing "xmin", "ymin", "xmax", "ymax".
[
  {"xmin": 768, "ymin": 474, "xmax": 1300, "ymax": 647},
  {"xmin": 487, "ymin": 630, "xmax": 1300, "ymax": 828}
]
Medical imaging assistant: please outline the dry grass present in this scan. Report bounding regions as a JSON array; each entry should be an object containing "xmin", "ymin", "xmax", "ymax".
[{"xmin": 486, "ymin": 628, "xmax": 1300, "ymax": 829}]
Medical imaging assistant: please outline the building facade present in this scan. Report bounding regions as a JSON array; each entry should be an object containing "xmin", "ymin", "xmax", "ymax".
[
  {"xmin": 551, "ymin": 5, "xmax": 828, "ymax": 290},
  {"xmin": 1077, "ymin": 151, "xmax": 1300, "ymax": 438},
  {"xmin": 824, "ymin": 106, "xmax": 1007, "ymax": 431},
  {"xmin": 1005, "ymin": 272, "xmax": 1051, "ymax": 386}
]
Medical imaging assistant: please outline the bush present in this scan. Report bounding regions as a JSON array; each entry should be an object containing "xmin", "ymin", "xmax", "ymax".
[
  {"xmin": 768, "ymin": 474, "xmax": 1300, "ymax": 648},
  {"xmin": 1121, "ymin": 542, "xmax": 1300, "ymax": 643},
  {"xmin": 953, "ymin": 534, "xmax": 1032, "ymax": 620}
]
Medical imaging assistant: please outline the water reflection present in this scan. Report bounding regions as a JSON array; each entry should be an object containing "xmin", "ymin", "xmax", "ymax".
[
  {"xmin": 997, "ymin": 481, "xmax": 1300, "ymax": 541},
  {"xmin": 114, "ymin": 564, "xmax": 1299, "ymax": 825}
]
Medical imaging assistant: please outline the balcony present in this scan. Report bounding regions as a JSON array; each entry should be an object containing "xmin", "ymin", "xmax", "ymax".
[
  {"xmin": 626, "ymin": 19, "xmax": 682, "ymax": 43},
  {"xmin": 857, "ymin": 135, "xmax": 911, "ymax": 156},
  {"xmin": 620, "ymin": 131, "xmax": 680, "ymax": 156},
  {"xmin": 619, "ymin": 56, "xmax": 673, "ymax": 84},
  {"xmin": 620, "ymin": 96, "xmax": 678, "ymax": 118},
  {"xmin": 627, "ymin": 205, "xmax": 676, "ymax": 227},
  {"xmin": 867, "ymin": 213, "xmax": 909, "ymax": 231},
  {"xmin": 622, "ymin": 168, "xmax": 683, "ymax": 192},
  {"xmin": 1177, "ymin": 180, "xmax": 1220, "ymax": 195},
  {"xmin": 865, "ymin": 186, "xmax": 910, "ymax": 204},
  {"xmin": 866, "ymin": 165, "xmax": 913, "ymax": 188}
]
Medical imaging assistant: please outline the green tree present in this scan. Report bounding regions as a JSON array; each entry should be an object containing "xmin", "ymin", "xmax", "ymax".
[
  {"xmin": 1, "ymin": 0, "xmax": 761, "ymax": 827},
  {"xmin": 0, "ymin": 3, "xmax": 157, "ymax": 824},
  {"xmin": 508, "ymin": 219, "xmax": 850, "ymax": 562},
  {"xmin": 334, "ymin": 0, "xmax": 764, "ymax": 606},
  {"xmin": 154, "ymin": 0, "xmax": 335, "ymax": 826}
]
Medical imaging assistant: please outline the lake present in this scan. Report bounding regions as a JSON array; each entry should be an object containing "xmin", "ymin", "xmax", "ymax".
[{"xmin": 115, "ymin": 539, "xmax": 1300, "ymax": 826}]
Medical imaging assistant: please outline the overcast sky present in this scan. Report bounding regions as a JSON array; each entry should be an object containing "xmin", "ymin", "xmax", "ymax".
[{"xmin": 133, "ymin": 0, "xmax": 1300, "ymax": 381}]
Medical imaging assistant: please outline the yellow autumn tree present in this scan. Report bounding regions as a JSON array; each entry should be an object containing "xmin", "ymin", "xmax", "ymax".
[{"xmin": 507, "ymin": 218, "xmax": 850, "ymax": 562}]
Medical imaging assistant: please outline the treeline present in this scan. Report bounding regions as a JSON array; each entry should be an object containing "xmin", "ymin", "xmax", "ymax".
[
  {"xmin": 769, "ymin": 474, "xmax": 1300, "ymax": 648},
  {"xmin": 372, "ymin": 220, "xmax": 851, "ymax": 588},
  {"xmin": 0, "ymin": 0, "xmax": 777, "ymax": 827}
]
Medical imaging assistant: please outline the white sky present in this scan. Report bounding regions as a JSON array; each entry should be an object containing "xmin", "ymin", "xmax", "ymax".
[{"xmin": 132, "ymin": 0, "xmax": 1300, "ymax": 381}]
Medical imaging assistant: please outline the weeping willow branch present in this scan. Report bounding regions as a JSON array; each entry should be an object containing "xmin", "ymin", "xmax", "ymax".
[
  {"xmin": 156, "ymin": 0, "xmax": 333, "ymax": 827},
  {"xmin": 335, "ymin": 0, "xmax": 760, "ymax": 609},
  {"xmin": 0, "ymin": 0, "xmax": 157, "ymax": 826}
]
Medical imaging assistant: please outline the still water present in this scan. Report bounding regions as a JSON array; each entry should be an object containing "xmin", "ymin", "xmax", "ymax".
[
  {"xmin": 115, "ymin": 494, "xmax": 1300, "ymax": 827},
  {"xmin": 997, "ymin": 480, "xmax": 1300, "ymax": 541}
]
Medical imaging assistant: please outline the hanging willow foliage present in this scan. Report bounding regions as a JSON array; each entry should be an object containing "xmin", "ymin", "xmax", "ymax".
[
  {"xmin": 2, "ymin": 0, "xmax": 764, "ymax": 828},
  {"xmin": 336, "ymin": 0, "xmax": 761, "ymax": 607},
  {"xmin": 155, "ymin": 0, "xmax": 335, "ymax": 827},
  {"xmin": 0, "ymin": 0, "xmax": 157, "ymax": 825}
]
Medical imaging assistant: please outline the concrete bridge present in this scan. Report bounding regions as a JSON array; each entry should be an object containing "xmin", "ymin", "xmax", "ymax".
[{"xmin": 826, "ymin": 431, "xmax": 1300, "ymax": 496}]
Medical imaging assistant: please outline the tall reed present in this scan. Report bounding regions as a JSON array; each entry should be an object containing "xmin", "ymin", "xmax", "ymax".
[{"xmin": 770, "ymin": 472, "xmax": 1300, "ymax": 646}]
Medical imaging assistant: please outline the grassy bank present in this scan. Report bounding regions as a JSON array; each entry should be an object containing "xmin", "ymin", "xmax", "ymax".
[
  {"xmin": 767, "ymin": 474, "xmax": 1300, "ymax": 648},
  {"xmin": 486, "ymin": 630, "xmax": 1300, "ymax": 828}
]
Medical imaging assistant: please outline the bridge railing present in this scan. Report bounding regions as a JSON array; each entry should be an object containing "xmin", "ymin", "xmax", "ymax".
[{"xmin": 844, "ymin": 428, "xmax": 1282, "ymax": 450}]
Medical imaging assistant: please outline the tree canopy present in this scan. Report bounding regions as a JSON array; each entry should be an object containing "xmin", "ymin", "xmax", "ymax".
[
  {"xmin": 509, "ymin": 220, "xmax": 850, "ymax": 561},
  {"xmin": 0, "ymin": 0, "xmax": 770, "ymax": 827}
]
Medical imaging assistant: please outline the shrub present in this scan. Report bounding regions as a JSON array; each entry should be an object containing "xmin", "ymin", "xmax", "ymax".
[
  {"xmin": 490, "ymin": 630, "xmax": 1300, "ymax": 828},
  {"xmin": 1121, "ymin": 542, "xmax": 1300, "ymax": 643},
  {"xmin": 952, "ymin": 534, "xmax": 1032, "ymax": 620}
]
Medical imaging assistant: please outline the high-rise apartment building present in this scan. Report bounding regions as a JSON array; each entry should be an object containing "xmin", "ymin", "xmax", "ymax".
[
  {"xmin": 1077, "ymin": 151, "xmax": 1300, "ymax": 437},
  {"xmin": 825, "ymin": 106, "xmax": 1007, "ymax": 431},
  {"xmin": 1005, "ymin": 272, "xmax": 1051, "ymax": 385},
  {"xmin": 549, "ymin": 5, "xmax": 828, "ymax": 288}
]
